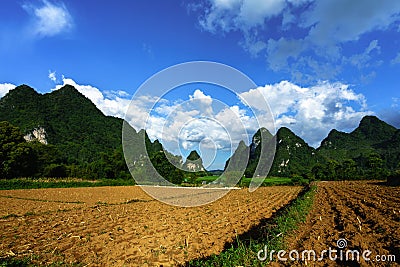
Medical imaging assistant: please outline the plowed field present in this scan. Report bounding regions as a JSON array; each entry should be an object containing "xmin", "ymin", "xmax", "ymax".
[
  {"xmin": 0, "ymin": 185, "xmax": 302, "ymax": 266},
  {"xmin": 281, "ymin": 181, "xmax": 400, "ymax": 266}
]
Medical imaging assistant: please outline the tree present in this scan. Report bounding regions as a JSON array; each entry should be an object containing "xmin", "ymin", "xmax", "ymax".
[
  {"xmin": 367, "ymin": 153, "xmax": 388, "ymax": 180},
  {"xmin": 43, "ymin": 164, "xmax": 67, "ymax": 178},
  {"xmin": 27, "ymin": 142, "xmax": 64, "ymax": 177},
  {"xmin": 150, "ymin": 151, "xmax": 183, "ymax": 184},
  {"xmin": 312, "ymin": 163, "xmax": 327, "ymax": 181},
  {"xmin": 336, "ymin": 159, "xmax": 357, "ymax": 180},
  {"xmin": 0, "ymin": 121, "xmax": 36, "ymax": 178},
  {"xmin": 326, "ymin": 160, "xmax": 339, "ymax": 181}
]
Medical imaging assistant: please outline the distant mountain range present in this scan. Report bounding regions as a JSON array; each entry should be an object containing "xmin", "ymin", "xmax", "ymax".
[
  {"xmin": 1, "ymin": 85, "xmax": 398, "ymax": 181},
  {"xmin": 228, "ymin": 115, "xmax": 399, "ymax": 177}
]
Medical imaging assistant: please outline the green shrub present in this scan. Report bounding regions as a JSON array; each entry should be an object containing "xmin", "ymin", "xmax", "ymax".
[{"xmin": 291, "ymin": 175, "xmax": 309, "ymax": 186}]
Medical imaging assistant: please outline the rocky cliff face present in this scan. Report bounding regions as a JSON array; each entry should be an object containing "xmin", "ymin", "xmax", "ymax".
[
  {"xmin": 24, "ymin": 127, "xmax": 48, "ymax": 145},
  {"xmin": 182, "ymin": 150, "xmax": 205, "ymax": 172}
]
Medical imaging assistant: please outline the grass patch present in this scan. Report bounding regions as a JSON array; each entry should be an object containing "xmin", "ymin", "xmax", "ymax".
[
  {"xmin": 186, "ymin": 185, "xmax": 316, "ymax": 266},
  {"xmin": 0, "ymin": 257, "xmax": 30, "ymax": 267},
  {"xmin": 241, "ymin": 177, "xmax": 295, "ymax": 187},
  {"xmin": 195, "ymin": 176, "xmax": 219, "ymax": 183},
  {"xmin": 0, "ymin": 214, "xmax": 18, "ymax": 219},
  {"xmin": 196, "ymin": 176, "xmax": 299, "ymax": 187},
  {"xmin": 0, "ymin": 178, "xmax": 135, "ymax": 190}
]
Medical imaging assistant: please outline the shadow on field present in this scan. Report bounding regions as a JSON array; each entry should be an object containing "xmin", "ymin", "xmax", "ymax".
[
  {"xmin": 371, "ymin": 180, "xmax": 400, "ymax": 187},
  {"xmin": 182, "ymin": 185, "xmax": 311, "ymax": 266}
]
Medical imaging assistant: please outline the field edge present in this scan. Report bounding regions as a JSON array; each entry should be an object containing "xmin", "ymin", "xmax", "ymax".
[{"xmin": 185, "ymin": 185, "xmax": 316, "ymax": 266}]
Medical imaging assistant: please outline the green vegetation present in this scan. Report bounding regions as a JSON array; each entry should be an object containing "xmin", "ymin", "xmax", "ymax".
[
  {"xmin": 0, "ymin": 257, "xmax": 30, "ymax": 267},
  {"xmin": 0, "ymin": 85, "xmax": 122, "ymax": 164},
  {"xmin": 0, "ymin": 85, "xmax": 132, "ymax": 180},
  {"xmin": 0, "ymin": 85, "xmax": 399, "ymax": 187},
  {"xmin": 0, "ymin": 178, "xmax": 135, "ymax": 190},
  {"xmin": 0, "ymin": 120, "xmax": 131, "ymax": 181},
  {"xmin": 240, "ymin": 177, "xmax": 295, "ymax": 187},
  {"xmin": 193, "ymin": 175, "xmax": 295, "ymax": 187},
  {"xmin": 270, "ymin": 127, "xmax": 319, "ymax": 177},
  {"xmin": 227, "ymin": 115, "xmax": 400, "ymax": 183},
  {"xmin": 186, "ymin": 186, "xmax": 316, "ymax": 266},
  {"xmin": 150, "ymin": 151, "xmax": 185, "ymax": 184},
  {"xmin": 316, "ymin": 116, "xmax": 399, "ymax": 179},
  {"xmin": 0, "ymin": 85, "xmax": 170, "ymax": 183},
  {"xmin": 195, "ymin": 175, "xmax": 218, "ymax": 183}
]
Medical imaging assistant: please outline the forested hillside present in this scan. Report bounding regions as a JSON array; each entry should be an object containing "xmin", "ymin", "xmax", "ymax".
[
  {"xmin": 0, "ymin": 85, "xmax": 177, "ymax": 181},
  {"xmin": 1, "ymin": 85, "xmax": 398, "ymax": 184},
  {"xmin": 226, "ymin": 115, "xmax": 400, "ymax": 182}
]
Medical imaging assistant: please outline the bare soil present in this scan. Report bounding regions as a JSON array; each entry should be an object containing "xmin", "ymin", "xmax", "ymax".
[
  {"xmin": 0, "ymin": 185, "xmax": 302, "ymax": 266},
  {"xmin": 278, "ymin": 181, "xmax": 400, "ymax": 267}
]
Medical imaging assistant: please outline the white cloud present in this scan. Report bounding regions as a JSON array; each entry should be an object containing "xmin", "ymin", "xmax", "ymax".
[
  {"xmin": 49, "ymin": 77, "xmax": 373, "ymax": 166},
  {"xmin": 145, "ymin": 89, "xmax": 255, "ymax": 156},
  {"xmin": 0, "ymin": 83, "xmax": 16, "ymax": 98},
  {"xmin": 193, "ymin": 0, "xmax": 400, "ymax": 80},
  {"xmin": 48, "ymin": 70, "xmax": 57, "ymax": 83},
  {"xmin": 239, "ymin": 0, "xmax": 286, "ymax": 27},
  {"xmin": 23, "ymin": 0, "xmax": 73, "ymax": 37},
  {"xmin": 266, "ymin": 37, "xmax": 305, "ymax": 72},
  {"xmin": 347, "ymin": 40, "xmax": 382, "ymax": 69},
  {"xmin": 199, "ymin": 0, "xmax": 286, "ymax": 32},
  {"xmin": 45, "ymin": 77, "xmax": 375, "ymax": 169},
  {"xmin": 391, "ymin": 53, "xmax": 400, "ymax": 65},
  {"xmin": 240, "ymin": 81, "xmax": 372, "ymax": 146},
  {"xmin": 123, "ymin": 80, "xmax": 372, "ymax": 153},
  {"xmin": 52, "ymin": 77, "xmax": 131, "ymax": 120},
  {"xmin": 189, "ymin": 89, "xmax": 214, "ymax": 115},
  {"xmin": 127, "ymin": 80, "xmax": 372, "ymax": 155},
  {"xmin": 302, "ymin": 1, "xmax": 400, "ymax": 46}
]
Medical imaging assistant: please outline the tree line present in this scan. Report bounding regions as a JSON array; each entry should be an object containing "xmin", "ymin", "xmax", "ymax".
[{"xmin": 0, "ymin": 121, "xmax": 130, "ymax": 180}]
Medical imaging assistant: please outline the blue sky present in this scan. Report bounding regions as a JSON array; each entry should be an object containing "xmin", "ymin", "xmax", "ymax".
[{"xmin": 1, "ymin": 0, "xmax": 400, "ymax": 169}]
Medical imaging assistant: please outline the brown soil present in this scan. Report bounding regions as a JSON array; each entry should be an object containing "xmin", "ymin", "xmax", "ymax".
[
  {"xmin": 0, "ymin": 185, "xmax": 302, "ymax": 266},
  {"xmin": 278, "ymin": 181, "xmax": 400, "ymax": 267}
]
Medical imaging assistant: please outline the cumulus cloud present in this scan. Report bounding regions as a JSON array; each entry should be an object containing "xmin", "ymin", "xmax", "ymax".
[
  {"xmin": 50, "ymin": 77, "xmax": 373, "ymax": 167},
  {"xmin": 23, "ymin": 0, "xmax": 73, "ymax": 37},
  {"xmin": 0, "ymin": 83, "xmax": 16, "ymax": 98},
  {"xmin": 199, "ymin": 0, "xmax": 286, "ymax": 32},
  {"xmin": 189, "ymin": 89, "xmax": 214, "ymax": 115},
  {"xmin": 52, "ymin": 77, "xmax": 131, "ymax": 119},
  {"xmin": 144, "ymin": 89, "xmax": 255, "ymax": 157},
  {"xmin": 192, "ymin": 0, "xmax": 400, "ymax": 81},
  {"xmin": 240, "ymin": 81, "xmax": 372, "ymax": 146},
  {"xmin": 125, "ymin": 80, "xmax": 372, "ymax": 158}
]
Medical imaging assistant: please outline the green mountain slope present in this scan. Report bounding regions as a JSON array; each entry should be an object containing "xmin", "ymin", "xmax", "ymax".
[
  {"xmin": 0, "ymin": 85, "xmax": 173, "ymax": 181},
  {"xmin": 269, "ymin": 127, "xmax": 319, "ymax": 176},
  {"xmin": 317, "ymin": 116, "xmax": 398, "ymax": 168},
  {"xmin": 0, "ymin": 84, "xmax": 123, "ymax": 163},
  {"xmin": 226, "ymin": 115, "xmax": 399, "ymax": 178},
  {"xmin": 227, "ymin": 127, "xmax": 319, "ymax": 177},
  {"xmin": 245, "ymin": 127, "xmax": 274, "ymax": 177}
]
